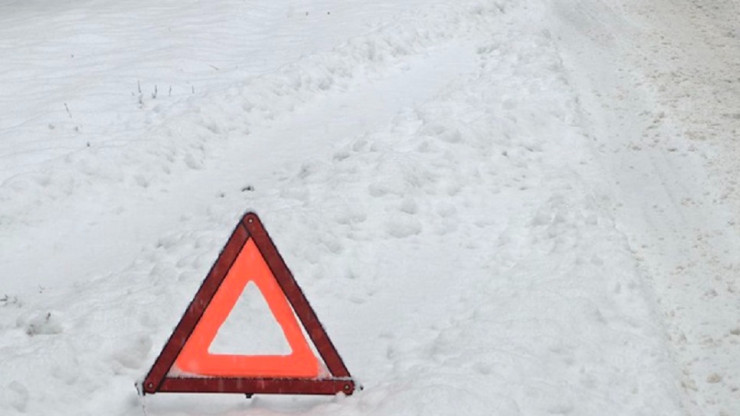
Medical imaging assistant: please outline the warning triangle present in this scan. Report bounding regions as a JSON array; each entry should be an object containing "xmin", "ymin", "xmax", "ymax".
[{"xmin": 142, "ymin": 212, "xmax": 356, "ymax": 396}]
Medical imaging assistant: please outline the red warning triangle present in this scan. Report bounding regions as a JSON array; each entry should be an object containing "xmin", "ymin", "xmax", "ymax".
[{"xmin": 142, "ymin": 212, "xmax": 356, "ymax": 396}]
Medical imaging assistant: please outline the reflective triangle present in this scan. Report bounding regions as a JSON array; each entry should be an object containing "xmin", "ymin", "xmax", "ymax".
[{"xmin": 141, "ymin": 212, "xmax": 355, "ymax": 397}]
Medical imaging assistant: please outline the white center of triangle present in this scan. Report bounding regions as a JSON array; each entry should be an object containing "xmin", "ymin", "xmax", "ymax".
[{"xmin": 208, "ymin": 281, "xmax": 293, "ymax": 355}]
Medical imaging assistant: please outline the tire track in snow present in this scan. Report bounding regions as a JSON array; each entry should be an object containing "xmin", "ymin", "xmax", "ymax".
[{"xmin": 548, "ymin": 0, "xmax": 740, "ymax": 413}]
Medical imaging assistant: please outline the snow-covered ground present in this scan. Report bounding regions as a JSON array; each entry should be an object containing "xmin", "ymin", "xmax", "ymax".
[
  {"xmin": 1, "ymin": 0, "xmax": 738, "ymax": 415},
  {"xmin": 549, "ymin": 1, "xmax": 740, "ymax": 413}
]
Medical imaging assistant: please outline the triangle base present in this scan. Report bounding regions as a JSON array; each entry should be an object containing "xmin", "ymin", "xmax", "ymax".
[{"xmin": 145, "ymin": 376, "xmax": 356, "ymax": 395}]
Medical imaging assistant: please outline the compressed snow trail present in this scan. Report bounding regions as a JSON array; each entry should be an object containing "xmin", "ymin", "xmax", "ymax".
[
  {"xmin": 548, "ymin": 0, "xmax": 740, "ymax": 414},
  {"xmin": 0, "ymin": 0, "xmax": 700, "ymax": 415}
]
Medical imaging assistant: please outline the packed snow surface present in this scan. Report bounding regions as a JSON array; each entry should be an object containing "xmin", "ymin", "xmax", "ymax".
[{"xmin": 1, "ymin": 0, "xmax": 738, "ymax": 415}]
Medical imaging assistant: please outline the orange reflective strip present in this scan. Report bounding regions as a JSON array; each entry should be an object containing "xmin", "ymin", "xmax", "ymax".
[{"xmin": 175, "ymin": 238, "xmax": 320, "ymax": 378}]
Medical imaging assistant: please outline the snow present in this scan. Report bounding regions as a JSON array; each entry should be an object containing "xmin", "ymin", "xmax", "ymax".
[
  {"xmin": 1, "ymin": 0, "xmax": 738, "ymax": 415},
  {"xmin": 547, "ymin": 0, "xmax": 740, "ymax": 412},
  {"xmin": 209, "ymin": 282, "xmax": 293, "ymax": 355}
]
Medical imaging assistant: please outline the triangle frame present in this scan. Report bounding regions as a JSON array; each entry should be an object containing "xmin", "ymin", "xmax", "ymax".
[{"xmin": 142, "ymin": 212, "xmax": 356, "ymax": 396}]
